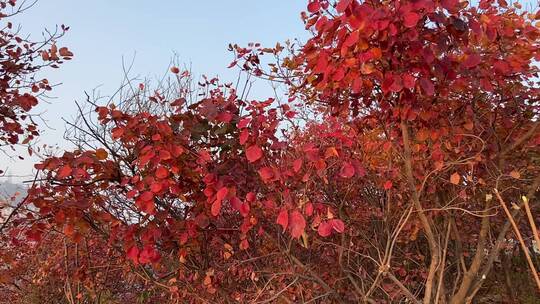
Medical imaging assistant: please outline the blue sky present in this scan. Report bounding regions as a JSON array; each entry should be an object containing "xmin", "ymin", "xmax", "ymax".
[{"xmin": 1, "ymin": 1, "xmax": 308, "ymax": 181}]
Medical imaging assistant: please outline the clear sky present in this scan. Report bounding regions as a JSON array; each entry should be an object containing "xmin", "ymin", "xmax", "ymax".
[{"xmin": 0, "ymin": 1, "xmax": 309, "ymax": 182}]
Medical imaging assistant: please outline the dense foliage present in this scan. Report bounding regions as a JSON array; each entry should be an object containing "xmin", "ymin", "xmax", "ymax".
[{"xmin": 1, "ymin": 0, "xmax": 539, "ymax": 303}]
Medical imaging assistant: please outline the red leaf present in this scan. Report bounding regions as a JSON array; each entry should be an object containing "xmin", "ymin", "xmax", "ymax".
[
  {"xmin": 210, "ymin": 188, "xmax": 227, "ymax": 216},
  {"xmin": 441, "ymin": 0, "xmax": 459, "ymax": 12},
  {"xmin": 211, "ymin": 199, "xmax": 222, "ymax": 216},
  {"xmin": 217, "ymin": 112, "xmax": 233, "ymax": 123},
  {"xmin": 126, "ymin": 246, "xmax": 139, "ymax": 264},
  {"xmin": 136, "ymin": 192, "xmax": 156, "ymax": 214},
  {"xmin": 293, "ymin": 158, "xmax": 303, "ymax": 173},
  {"xmin": 289, "ymin": 210, "xmax": 306, "ymax": 239},
  {"xmin": 198, "ymin": 150, "xmax": 212, "ymax": 164},
  {"xmin": 57, "ymin": 165, "xmax": 72, "ymax": 178},
  {"xmin": 402, "ymin": 74, "xmax": 416, "ymax": 89},
  {"xmin": 307, "ymin": 1, "xmax": 320, "ymax": 13},
  {"xmin": 317, "ymin": 221, "xmax": 332, "ymax": 237},
  {"xmin": 339, "ymin": 162, "xmax": 355, "ymax": 178},
  {"xmin": 382, "ymin": 73, "xmax": 403, "ymax": 93},
  {"xmin": 403, "ymin": 12, "xmax": 420, "ymax": 28},
  {"xmin": 139, "ymin": 151, "xmax": 155, "ymax": 167},
  {"xmin": 277, "ymin": 209, "xmax": 289, "ymax": 231},
  {"xmin": 336, "ymin": 0, "xmax": 352, "ymax": 12},
  {"xmin": 239, "ymin": 129, "xmax": 249, "ymax": 145},
  {"xmin": 140, "ymin": 191, "xmax": 153, "ymax": 201},
  {"xmin": 314, "ymin": 52, "xmax": 328, "ymax": 74},
  {"xmin": 419, "ymin": 78, "xmax": 435, "ymax": 96},
  {"xmin": 329, "ymin": 219, "xmax": 345, "ymax": 233},
  {"xmin": 480, "ymin": 78, "xmax": 493, "ymax": 91},
  {"xmin": 111, "ymin": 127, "xmax": 125, "ymax": 139},
  {"xmin": 258, "ymin": 167, "xmax": 274, "ymax": 182},
  {"xmin": 383, "ymin": 180, "xmax": 393, "ymax": 190},
  {"xmin": 216, "ymin": 187, "xmax": 228, "ymax": 202},
  {"xmin": 26, "ymin": 230, "xmax": 42, "ymax": 242},
  {"xmin": 463, "ymin": 53, "xmax": 481, "ymax": 68},
  {"xmin": 155, "ymin": 167, "xmax": 168, "ymax": 179},
  {"xmin": 305, "ymin": 202, "xmax": 314, "ymax": 216},
  {"xmin": 150, "ymin": 183, "xmax": 162, "ymax": 193},
  {"xmin": 246, "ymin": 192, "xmax": 256, "ymax": 202},
  {"xmin": 324, "ymin": 147, "xmax": 339, "ymax": 158},
  {"xmin": 238, "ymin": 118, "xmax": 250, "ymax": 129},
  {"xmin": 230, "ymin": 196, "xmax": 242, "ymax": 211},
  {"xmin": 239, "ymin": 202, "xmax": 250, "ymax": 217},
  {"xmin": 246, "ymin": 145, "xmax": 263, "ymax": 163},
  {"xmin": 240, "ymin": 239, "xmax": 249, "ymax": 250},
  {"xmin": 159, "ymin": 150, "xmax": 171, "ymax": 160},
  {"xmin": 343, "ymin": 30, "xmax": 359, "ymax": 48},
  {"xmin": 143, "ymin": 201, "xmax": 156, "ymax": 214},
  {"xmin": 139, "ymin": 245, "xmax": 160, "ymax": 264},
  {"xmin": 510, "ymin": 170, "xmax": 520, "ymax": 179}
]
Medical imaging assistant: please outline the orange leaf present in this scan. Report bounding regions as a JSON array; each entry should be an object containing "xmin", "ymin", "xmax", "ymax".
[
  {"xmin": 510, "ymin": 170, "xmax": 520, "ymax": 179},
  {"xmin": 360, "ymin": 63, "xmax": 375, "ymax": 75},
  {"xmin": 450, "ymin": 172, "xmax": 460, "ymax": 185},
  {"xmin": 95, "ymin": 148, "xmax": 108, "ymax": 160},
  {"xmin": 324, "ymin": 147, "xmax": 339, "ymax": 158}
]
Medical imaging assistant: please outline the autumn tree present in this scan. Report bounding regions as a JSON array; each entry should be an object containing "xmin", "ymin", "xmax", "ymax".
[
  {"xmin": 0, "ymin": 0, "xmax": 72, "ymax": 165},
  {"xmin": 0, "ymin": 0, "xmax": 72, "ymax": 227},
  {"xmin": 235, "ymin": 0, "xmax": 540, "ymax": 302}
]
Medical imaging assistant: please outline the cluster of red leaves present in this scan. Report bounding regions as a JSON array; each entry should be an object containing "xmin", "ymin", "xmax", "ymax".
[
  {"xmin": 2, "ymin": 0, "xmax": 540, "ymax": 303},
  {"xmin": 0, "ymin": 1, "xmax": 72, "ymax": 163}
]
